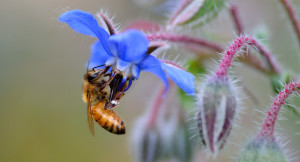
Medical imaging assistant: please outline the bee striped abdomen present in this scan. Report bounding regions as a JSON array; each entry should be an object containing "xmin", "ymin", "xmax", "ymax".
[{"xmin": 92, "ymin": 102, "xmax": 126, "ymax": 135}]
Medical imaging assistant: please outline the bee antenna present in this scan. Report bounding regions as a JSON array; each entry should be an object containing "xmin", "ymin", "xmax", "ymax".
[{"xmin": 92, "ymin": 65, "xmax": 105, "ymax": 71}]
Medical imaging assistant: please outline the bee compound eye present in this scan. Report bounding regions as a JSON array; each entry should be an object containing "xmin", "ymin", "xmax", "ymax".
[{"xmin": 88, "ymin": 73, "xmax": 98, "ymax": 82}]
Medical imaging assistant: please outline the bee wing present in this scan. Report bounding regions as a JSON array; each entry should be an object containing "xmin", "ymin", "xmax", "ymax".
[{"xmin": 87, "ymin": 92, "xmax": 95, "ymax": 135}]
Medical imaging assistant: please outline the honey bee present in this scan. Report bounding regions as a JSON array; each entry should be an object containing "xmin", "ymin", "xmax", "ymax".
[{"xmin": 82, "ymin": 66, "xmax": 130, "ymax": 135}]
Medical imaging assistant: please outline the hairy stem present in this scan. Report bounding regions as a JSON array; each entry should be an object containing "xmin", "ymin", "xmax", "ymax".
[
  {"xmin": 147, "ymin": 85, "xmax": 166, "ymax": 127},
  {"xmin": 230, "ymin": 4, "xmax": 244, "ymax": 34},
  {"xmin": 259, "ymin": 81, "xmax": 300, "ymax": 138},
  {"xmin": 147, "ymin": 33, "xmax": 223, "ymax": 52},
  {"xmin": 147, "ymin": 60, "xmax": 186, "ymax": 127},
  {"xmin": 216, "ymin": 36, "xmax": 281, "ymax": 77},
  {"xmin": 229, "ymin": 5, "xmax": 275, "ymax": 75},
  {"xmin": 147, "ymin": 33, "xmax": 270, "ymax": 74},
  {"xmin": 279, "ymin": 0, "xmax": 300, "ymax": 49},
  {"xmin": 147, "ymin": 80, "xmax": 175, "ymax": 127}
]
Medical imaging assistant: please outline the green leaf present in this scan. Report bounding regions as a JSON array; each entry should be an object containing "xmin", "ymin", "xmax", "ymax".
[
  {"xmin": 270, "ymin": 73, "xmax": 291, "ymax": 94},
  {"xmin": 179, "ymin": 59, "xmax": 206, "ymax": 111}
]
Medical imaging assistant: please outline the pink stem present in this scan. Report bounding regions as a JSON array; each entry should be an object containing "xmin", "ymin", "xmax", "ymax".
[
  {"xmin": 216, "ymin": 36, "xmax": 281, "ymax": 77},
  {"xmin": 147, "ymin": 33, "xmax": 270, "ymax": 74},
  {"xmin": 160, "ymin": 60, "xmax": 185, "ymax": 70},
  {"xmin": 147, "ymin": 81, "xmax": 174, "ymax": 127},
  {"xmin": 147, "ymin": 33, "xmax": 224, "ymax": 52},
  {"xmin": 280, "ymin": 0, "xmax": 300, "ymax": 49},
  {"xmin": 255, "ymin": 41, "xmax": 281, "ymax": 73},
  {"xmin": 147, "ymin": 85, "xmax": 165, "ymax": 127},
  {"xmin": 122, "ymin": 20, "xmax": 162, "ymax": 33},
  {"xmin": 259, "ymin": 81, "xmax": 300, "ymax": 138},
  {"xmin": 230, "ymin": 4, "xmax": 244, "ymax": 34},
  {"xmin": 229, "ymin": 5, "xmax": 272, "ymax": 75},
  {"xmin": 146, "ymin": 60, "xmax": 185, "ymax": 127}
]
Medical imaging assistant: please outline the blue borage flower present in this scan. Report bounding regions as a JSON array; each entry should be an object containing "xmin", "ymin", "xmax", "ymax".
[{"xmin": 59, "ymin": 9, "xmax": 195, "ymax": 95}]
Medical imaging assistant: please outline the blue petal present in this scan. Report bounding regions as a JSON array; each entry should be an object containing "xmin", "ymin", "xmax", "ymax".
[
  {"xmin": 139, "ymin": 55, "xmax": 168, "ymax": 91},
  {"xmin": 161, "ymin": 63, "xmax": 195, "ymax": 95},
  {"xmin": 88, "ymin": 41, "xmax": 112, "ymax": 69},
  {"xmin": 58, "ymin": 10, "xmax": 109, "ymax": 50},
  {"xmin": 116, "ymin": 59, "xmax": 131, "ymax": 71},
  {"xmin": 108, "ymin": 30, "xmax": 149, "ymax": 63},
  {"xmin": 131, "ymin": 64, "xmax": 140, "ymax": 79}
]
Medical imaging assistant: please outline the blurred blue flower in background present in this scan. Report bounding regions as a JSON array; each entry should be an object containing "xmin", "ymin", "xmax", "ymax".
[{"xmin": 58, "ymin": 10, "xmax": 195, "ymax": 95}]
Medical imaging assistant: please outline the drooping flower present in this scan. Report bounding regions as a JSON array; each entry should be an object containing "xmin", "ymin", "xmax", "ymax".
[
  {"xmin": 58, "ymin": 9, "xmax": 195, "ymax": 97},
  {"xmin": 197, "ymin": 74, "xmax": 237, "ymax": 154},
  {"xmin": 196, "ymin": 35, "xmax": 280, "ymax": 154}
]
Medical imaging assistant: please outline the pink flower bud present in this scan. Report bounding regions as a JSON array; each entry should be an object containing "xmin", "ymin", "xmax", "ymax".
[{"xmin": 197, "ymin": 75, "xmax": 237, "ymax": 154}]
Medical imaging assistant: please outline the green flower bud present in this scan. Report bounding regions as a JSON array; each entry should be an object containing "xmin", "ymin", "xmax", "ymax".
[
  {"xmin": 197, "ymin": 75, "xmax": 237, "ymax": 154},
  {"xmin": 238, "ymin": 137, "xmax": 288, "ymax": 162}
]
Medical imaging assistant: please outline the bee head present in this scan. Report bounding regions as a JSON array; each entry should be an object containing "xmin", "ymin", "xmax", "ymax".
[
  {"xmin": 84, "ymin": 70, "xmax": 101, "ymax": 83},
  {"xmin": 87, "ymin": 72, "xmax": 99, "ymax": 82}
]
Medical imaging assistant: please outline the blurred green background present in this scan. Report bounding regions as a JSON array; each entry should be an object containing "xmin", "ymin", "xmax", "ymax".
[{"xmin": 0, "ymin": 0, "xmax": 300, "ymax": 161}]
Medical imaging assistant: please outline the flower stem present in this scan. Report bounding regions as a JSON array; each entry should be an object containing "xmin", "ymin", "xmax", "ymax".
[
  {"xmin": 279, "ymin": 0, "xmax": 300, "ymax": 49},
  {"xmin": 216, "ymin": 36, "xmax": 281, "ymax": 77},
  {"xmin": 147, "ymin": 60, "xmax": 185, "ymax": 127},
  {"xmin": 229, "ymin": 5, "xmax": 269, "ymax": 75},
  {"xmin": 147, "ymin": 33, "xmax": 271, "ymax": 74},
  {"xmin": 230, "ymin": 4, "xmax": 244, "ymax": 34},
  {"xmin": 147, "ymin": 81, "xmax": 174, "ymax": 127},
  {"xmin": 259, "ymin": 81, "xmax": 300, "ymax": 138},
  {"xmin": 147, "ymin": 85, "xmax": 165, "ymax": 127},
  {"xmin": 147, "ymin": 33, "xmax": 223, "ymax": 52}
]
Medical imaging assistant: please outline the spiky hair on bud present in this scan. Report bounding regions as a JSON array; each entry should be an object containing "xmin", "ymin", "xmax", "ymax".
[
  {"xmin": 237, "ymin": 81, "xmax": 300, "ymax": 161},
  {"xmin": 259, "ymin": 81, "xmax": 300, "ymax": 138},
  {"xmin": 96, "ymin": 9, "xmax": 119, "ymax": 35},
  {"xmin": 195, "ymin": 72, "xmax": 244, "ymax": 156},
  {"xmin": 193, "ymin": 34, "xmax": 281, "ymax": 155},
  {"xmin": 193, "ymin": 35, "xmax": 261, "ymax": 155},
  {"xmin": 237, "ymin": 136, "xmax": 289, "ymax": 162}
]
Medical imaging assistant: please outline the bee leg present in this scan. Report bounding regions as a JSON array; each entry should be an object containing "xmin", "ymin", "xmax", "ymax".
[
  {"xmin": 123, "ymin": 79, "xmax": 133, "ymax": 92},
  {"xmin": 105, "ymin": 91, "xmax": 124, "ymax": 110},
  {"xmin": 109, "ymin": 75, "xmax": 123, "ymax": 100},
  {"xmin": 105, "ymin": 75, "xmax": 123, "ymax": 110},
  {"xmin": 91, "ymin": 66, "xmax": 110, "ymax": 83},
  {"xmin": 100, "ymin": 71, "xmax": 117, "ymax": 90}
]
